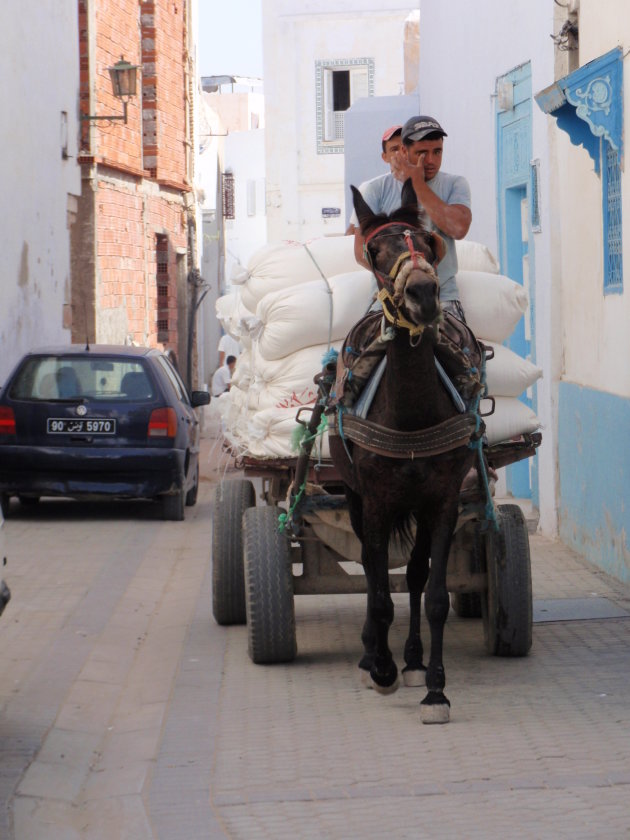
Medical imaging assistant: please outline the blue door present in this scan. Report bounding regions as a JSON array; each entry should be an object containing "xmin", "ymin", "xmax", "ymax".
[{"xmin": 496, "ymin": 62, "xmax": 537, "ymax": 502}]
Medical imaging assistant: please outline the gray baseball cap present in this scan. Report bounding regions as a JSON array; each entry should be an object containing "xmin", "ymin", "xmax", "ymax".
[{"xmin": 402, "ymin": 116, "xmax": 447, "ymax": 142}]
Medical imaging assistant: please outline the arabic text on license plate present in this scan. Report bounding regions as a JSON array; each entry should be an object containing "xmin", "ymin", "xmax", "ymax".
[{"xmin": 47, "ymin": 418, "xmax": 117, "ymax": 435}]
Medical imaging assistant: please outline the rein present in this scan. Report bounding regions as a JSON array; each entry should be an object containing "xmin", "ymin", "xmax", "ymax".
[{"xmin": 364, "ymin": 221, "xmax": 440, "ymax": 340}]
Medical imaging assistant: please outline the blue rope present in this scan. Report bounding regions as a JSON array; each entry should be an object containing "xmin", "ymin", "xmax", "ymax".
[{"xmin": 467, "ymin": 349, "xmax": 499, "ymax": 532}]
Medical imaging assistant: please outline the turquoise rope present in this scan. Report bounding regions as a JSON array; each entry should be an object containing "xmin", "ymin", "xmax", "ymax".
[
  {"xmin": 278, "ymin": 412, "xmax": 329, "ymax": 534},
  {"xmin": 467, "ymin": 350, "xmax": 499, "ymax": 532}
]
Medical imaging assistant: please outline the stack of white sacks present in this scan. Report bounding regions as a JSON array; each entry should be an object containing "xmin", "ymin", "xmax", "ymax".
[{"xmin": 214, "ymin": 236, "xmax": 542, "ymax": 460}]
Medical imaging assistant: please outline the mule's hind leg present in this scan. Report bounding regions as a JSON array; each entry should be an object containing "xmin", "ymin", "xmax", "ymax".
[
  {"xmin": 402, "ymin": 525, "xmax": 430, "ymax": 687},
  {"xmin": 345, "ymin": 488, "xmax": 378, "ymax": 684}
]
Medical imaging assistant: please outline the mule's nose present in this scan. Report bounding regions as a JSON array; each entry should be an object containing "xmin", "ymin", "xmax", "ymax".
[{"xmin": 405, "ymin": 273, "xmax": 439, "ymax": 309}]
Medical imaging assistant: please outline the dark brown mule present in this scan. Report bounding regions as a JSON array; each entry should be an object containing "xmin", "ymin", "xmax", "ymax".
[{"xmin": 328, "ymin": 182, "xmax": 477, "ymax": 723}]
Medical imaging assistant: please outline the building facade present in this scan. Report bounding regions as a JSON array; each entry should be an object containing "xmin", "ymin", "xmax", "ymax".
[
  {"xmin": 418, "ymin": 0, "xmax": 630, "ymax": 583},
  {"xmin": 74, "ymin": 0, "xmax": 201, "ymax": 384},
  {"xmin": 0, "ymin": 1, "xmax": 82, "ymax": 383},
  {"xmin": 262, "ymin": 0, "xmax": 418, "ymax": 241},
  {"xmin": 535, "ymin": 0, "xmax": 630, "ymax": 582}
]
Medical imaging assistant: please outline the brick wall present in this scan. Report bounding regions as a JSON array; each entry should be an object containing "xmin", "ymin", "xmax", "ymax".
[
  {"xmin": 75, "ymin": 0, "xmax": 193, "ymax": 357},
  {"xmin": 92, "ymin": 177, "xmax": 186, "ymax": 346},
  {"xmin": 141, "ymin": 0, "xmax": 188, "ymax": 185}
]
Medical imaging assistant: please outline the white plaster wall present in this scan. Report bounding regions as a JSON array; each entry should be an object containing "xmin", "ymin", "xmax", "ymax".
[
  {"xmin": 0, "ymin": 1, "xmax": 81, "ymax": 384},
  {"xmin": 223, "ymin": 130, "xmax": 268, "ymax": 286},
  {"xmin": 263, "ymin": 0, "xmax": 418, "ymax": 242},
  {"xmin": 554, "ymin": 0, "xmax": 630, "ymax": 399},
  {"xmin": 418, "ymin": 0, "xmax": 558, "ymax": 534}
]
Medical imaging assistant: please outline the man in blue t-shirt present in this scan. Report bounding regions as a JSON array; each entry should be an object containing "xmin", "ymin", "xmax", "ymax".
[{"xmin": 351, "ymin": 116, "xmax": 472, "ymax": 320}]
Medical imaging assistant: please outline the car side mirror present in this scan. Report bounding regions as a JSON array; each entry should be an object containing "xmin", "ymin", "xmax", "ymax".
[{"xmin": 191, "ymin": 390, "xmax": 211, "ymax": 407}]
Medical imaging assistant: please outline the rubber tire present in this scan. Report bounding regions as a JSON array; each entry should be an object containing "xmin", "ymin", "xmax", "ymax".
[
  {"xmin": 243, "ymin": 505, "xmax": 297, "ymax": 664},
  {"xmin": 161, "ymin": 488, "xmax": 185, "ymax": 521},
  {"xmin": 0, "ymin": 494, "xmax": 10, "ymax": 519},
  {"xmin": 482, "ymin": 504, "xmax": 533, "ymax": 657},
  {"xmin": 185, "ymin": 463, "xmax": 199, "ymax": 507},
  {"xmin": 452, "ymin": 592, "xmax": 482, "ymax": 618},
  {"xmin": 212, "ymin": 479, "xmax": 256, "ymax": 625},
  {"xmin": 18, "ymin": 495, "xmax": 40, "ymax": 506}
]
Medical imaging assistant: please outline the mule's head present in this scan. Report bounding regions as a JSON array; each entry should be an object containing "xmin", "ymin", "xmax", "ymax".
[{"xmin": 352, "ymin": 180, "xmax": 445, "ymax": 329}]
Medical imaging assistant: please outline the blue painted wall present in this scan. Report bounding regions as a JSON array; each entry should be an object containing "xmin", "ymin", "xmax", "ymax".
[{"xmin": 558, "ymin": 381, "xmax": 630, "ymax": 583}]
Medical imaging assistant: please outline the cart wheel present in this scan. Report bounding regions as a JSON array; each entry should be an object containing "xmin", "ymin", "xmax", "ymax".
[
  {"xmin": 243, "ymin": 506, "xmax": 296, "ymax": 664},
  {"xmin": 451, "ymin": 592, "xmax": 482, "ymax": 618},
  {"xmin": 212, "ymin": 479, "xmax": 256, "ymax": 625},
  {"xmin": 482, "ymin": 504, "xmax": 532, "ymax": 657}
]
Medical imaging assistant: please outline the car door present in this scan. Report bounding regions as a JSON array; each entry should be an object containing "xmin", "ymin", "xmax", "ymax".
[{"xmin": 154, "ymin": 356, "xmax": 200, "ymax": 455}]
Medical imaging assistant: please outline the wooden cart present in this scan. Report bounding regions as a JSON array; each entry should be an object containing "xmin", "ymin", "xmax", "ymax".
[{"xmin": 212, "ymin": 420, "xmax": 541, "ymax": 665}]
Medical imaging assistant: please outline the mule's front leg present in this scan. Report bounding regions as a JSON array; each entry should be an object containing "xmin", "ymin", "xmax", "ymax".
[
  {"xmin": 402, "ymin": 527, "xmax": 430, "ymax": 687},
  {"xmin": 361, "ymin": 527, "xmax": 399, "ymax": 694},
  {"xmin": 421, "ymin": 506, "xmax": 459, "ymax": 723}
]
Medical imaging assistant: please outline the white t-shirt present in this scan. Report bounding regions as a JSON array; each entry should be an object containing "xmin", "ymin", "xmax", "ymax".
[
  {"xmin": 218, "ymin": 334, "xmax": 241, "ymax": 359},
  {"xmin": 211, "ymin": 363, "xmax": 232, "ymax": 396}
]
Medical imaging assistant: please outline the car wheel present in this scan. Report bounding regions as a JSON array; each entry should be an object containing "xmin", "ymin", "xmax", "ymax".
[
  {"xmin": 18, "ymin": 495, "xmax": 40, "ymax": 507},
  {"xmin": 161, "ymin": 489, "xmax": 185, "ymax": 521},
  {"xmin": 185, "ymin": 464, "xmax": 199, "ymax": 507},
  {"xmin": 0, "ymin": 494, "xmax": 10, "ymax": 519}
]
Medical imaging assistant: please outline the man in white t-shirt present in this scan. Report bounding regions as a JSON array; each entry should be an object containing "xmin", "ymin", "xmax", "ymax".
[
  {"xmin": 217, "ymin": 333, "xmax": 241, "ymax": 368},
  {"xmin": 211, "ymin": 355, "xmax": 236, "ymax": 397}
]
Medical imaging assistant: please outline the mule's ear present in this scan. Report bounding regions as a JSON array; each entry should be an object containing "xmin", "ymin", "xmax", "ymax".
[
  {"xmin": 427, "ymin": 231, "xmax": 446, "ymax": 266},
  {"xmin": 400, "ymin": 178, "xmax": 418, "ymax": 210},
  {"xmin": 351, "ymin": 185, "xmax": 375, "ymax": 229}
]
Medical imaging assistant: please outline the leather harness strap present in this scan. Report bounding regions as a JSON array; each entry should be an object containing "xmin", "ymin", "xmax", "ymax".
[{"xmin": 330, "ymin": 411, "xmax": 483, "ymax": 459}]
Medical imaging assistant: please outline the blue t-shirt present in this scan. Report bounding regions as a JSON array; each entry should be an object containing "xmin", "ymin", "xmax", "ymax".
[{"xmin": 350, "ymin": 170, "xmax": 471, "ymax": 302}]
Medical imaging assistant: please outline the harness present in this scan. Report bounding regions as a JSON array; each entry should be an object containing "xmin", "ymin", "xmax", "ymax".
[{"xmin": 329, "ymin": 219, "xmax": 485, "ymax": 460}]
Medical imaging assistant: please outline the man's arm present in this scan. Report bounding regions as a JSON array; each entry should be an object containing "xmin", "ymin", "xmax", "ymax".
[{"xmin": 393, "ymin": 154, "xmax": 471, "ymax": 240}]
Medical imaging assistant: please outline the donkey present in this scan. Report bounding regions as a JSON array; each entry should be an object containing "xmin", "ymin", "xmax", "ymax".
[{"xmin": 328, "ymin": 181, "xmax": 479, "ymax": 723}]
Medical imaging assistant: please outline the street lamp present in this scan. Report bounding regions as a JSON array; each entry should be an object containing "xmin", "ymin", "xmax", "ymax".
[{"xmin": 82, "ymin": 57, "xmax": 139, "ymax": 124}]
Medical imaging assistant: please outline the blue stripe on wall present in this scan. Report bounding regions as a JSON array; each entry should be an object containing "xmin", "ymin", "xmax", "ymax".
[{"xmin": 558, "ymin": 381, "xmax": 630, "ymax": 583}]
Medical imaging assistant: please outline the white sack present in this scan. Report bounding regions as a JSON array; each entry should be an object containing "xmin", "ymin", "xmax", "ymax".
[
  {"xmin": 255, "ymin": 270, "xmax": 376, "ymax": 361},
  {"xmin": 482, "ymin": 396, "xmax": 540, "ymax": 445},
  {"xmin": 246, "ymin": 406, "xmax": 331, "ymax": 460},
  {"xmin": 215, "ymin": 291, "xmax": 256, "ymax": 348},
  {"xmin": 455, "ymin": 240, "xmax": 500, "ymax": 273},
  {"xmin": 252, "ymin": 342, "xmax": 340, "ymax": 390},
  {"xmin": 457, "ymin": 271, "xmax": 528, "ymax": 343},
  {"xmin": 240, "ymin": 236, "xmax": 358, "ymax": 312},
  {"xmin": 484, "ymin": 342, "xmax": 543, "ymax": 398},
  {"xmin": 230, "ymin": 349, "xmax": 252, "ymax": 390}
]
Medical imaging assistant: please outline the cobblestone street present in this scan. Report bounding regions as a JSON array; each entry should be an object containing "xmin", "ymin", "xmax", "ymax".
[{"xmin": 0, "ymin": 436, "xmax": 629, "ymax": 838}]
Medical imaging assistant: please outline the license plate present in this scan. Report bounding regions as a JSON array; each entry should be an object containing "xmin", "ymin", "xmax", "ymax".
[{"xmin": 47, "ymin": 418, "xmax": 117, "ymax": 435}]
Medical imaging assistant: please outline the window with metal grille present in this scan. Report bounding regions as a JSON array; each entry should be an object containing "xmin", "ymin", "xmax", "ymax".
[
  {"xmin": 223, "ymin": 172, "xmax": 235, "ymax": 219},
  {"xmin": 603, "ymin": 140, "xmax": 623, "ymax": 293},
  {"xmin": 156, "ymin": 234, "xmax": 170, "ymax": 342},
  {"xmin": 315, "ymin": 58, "xmax": 374, "ymax": 154}
]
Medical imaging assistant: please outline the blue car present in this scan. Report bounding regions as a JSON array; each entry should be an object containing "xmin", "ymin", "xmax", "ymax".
[{"xmin": 0, "ymin": 344, "xmax": 210, "ymax": 520}]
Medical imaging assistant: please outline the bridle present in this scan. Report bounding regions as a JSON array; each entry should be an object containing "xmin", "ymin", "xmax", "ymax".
[{"xmin": 363, "ymin": 222, "xmax": 441, "ymax": 339}]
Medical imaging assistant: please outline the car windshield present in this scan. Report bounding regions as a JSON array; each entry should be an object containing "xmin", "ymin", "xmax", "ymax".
[{"xmin": 9, "ymin": 357, "xmax": 155, "ymax": 402}]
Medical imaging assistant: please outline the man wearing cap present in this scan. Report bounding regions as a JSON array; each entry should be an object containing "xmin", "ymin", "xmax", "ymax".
[
  {"xmin": 345, "ymin": 125, "xmax": 404, "ymax": 237},
  {"xmin": 392, "ymin": 115, "xmax": 472, "ymax": 320}
]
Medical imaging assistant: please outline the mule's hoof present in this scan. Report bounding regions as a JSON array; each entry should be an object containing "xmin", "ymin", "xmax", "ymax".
[
  {"xmin": 369, "ymin": 673, "xmax": 400, "ymax": 695},
  {"xmin": 402, "ymin": 666, "xmax": 426, "ymax": 688},
  {"xmin": 420, "ymin": 692, "xmax": 451, "ymax": 724}
]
